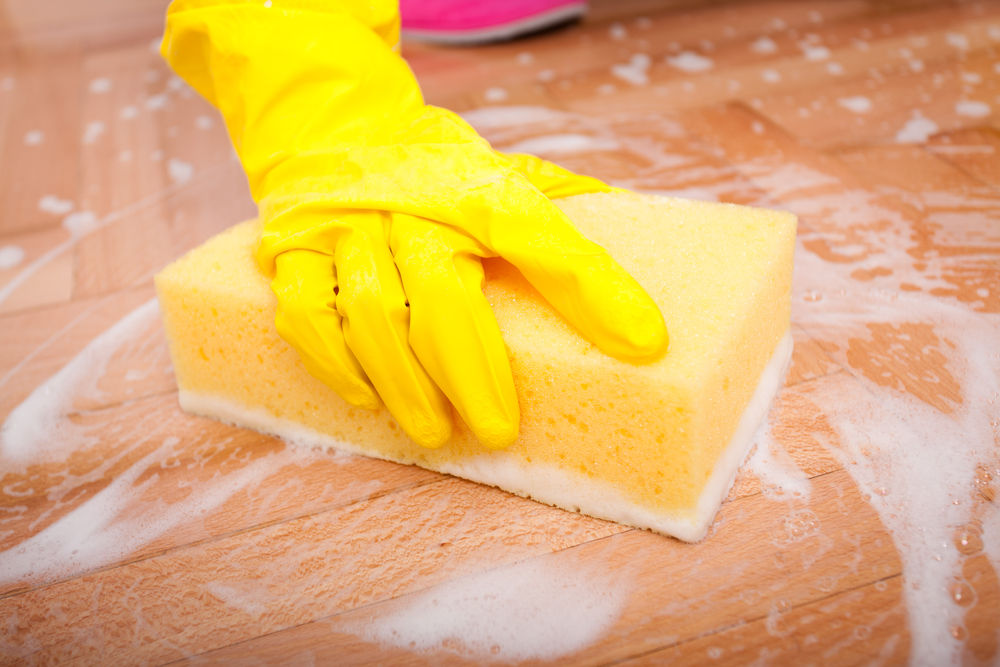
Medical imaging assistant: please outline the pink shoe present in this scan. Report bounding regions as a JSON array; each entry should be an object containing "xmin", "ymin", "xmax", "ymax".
[{"xmin": 400, "ymin": 0, "xmax": 587, "ymax": 44}]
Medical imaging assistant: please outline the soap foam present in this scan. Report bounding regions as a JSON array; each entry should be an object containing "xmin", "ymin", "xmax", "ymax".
[
  {"xmin": 0, "ymin": 300, "xmax": 161, "ymax": 464},
  {"xmin": 945, "ymin": 32, "xmax": 970, "ymax": 51},
  {"xmin": 796, "ymin": 305, "xmax": 999, "ymax": 665},
  {"xmin": 82, "ymin": 121, "xmax": 106, "ymax": 145},
  {"xmin": 459, "ymin": 106, "xmax": 566, "ymax": 130},
  {"xmin": 167, "ymin": 159, "xmax": 194, "ymax": 184},
  {"xmin": 61, "ymin": 211, "xmax": 99, "ymax": 237},
  {"xmin": 895, "ymin": 113, "xmax": 939, "ymax": 143},
  {"xmin": 837, "ymin": 96, "xmax": 872, "ymax": 114},
  {"xmin": 666, "ymin": 51, "xmax": 713, "ymax": 72},
  {"xmin": 0, "ymin": 429, "xmax": 293, "ymax": 588},
  {"xmin": 954, "ymin": 100, "xmax": 990, "ymax": 118},
  {"xmin": 751, "ymin": 36, "xmax": 777, "ymax": 54},
  {"xmin": 354, "ymin": 556, "xmax": 629, "ymax": 662},
  {"xmin": 611, "ymin": 54, "xmax": 651, "ymax": 86},
  {"xmin": 483, "ymin": 87, "xmax": 508, "ymax": 103},
  {"xmin": 745, "ymin": 410, "xmax": 812, "ymax": 502},
  {"xmin": 762, "ymin": 69, "xmax": 781, "ymax": 83},
  {"xmin": 0, "ymin": 245, "xmax": 25, "ymax": 271},
  {"xmin": 145, "ymin": 93, "xmax": 168, "ymax": 110},
  {"xmin": 88, "ymin": 77, "xmax": 111, "ymax": 94},
  {"xmin": 0, "ymin": 298, "xmax": 329, "ymax": 589},
  {"xmin": 502, "ymin": 134, "xmax": 620, "ymax": 155},
  {"xmin": 38, "ymin": 195, "xmax": 74, "ymax": 216},
  {"xmin": 800, "ymin": 43, "xmax": 831, "ymax": 61},
  {"xmin": 763, "ymin": 162, "xmax": 1000, "ymax": 664}
]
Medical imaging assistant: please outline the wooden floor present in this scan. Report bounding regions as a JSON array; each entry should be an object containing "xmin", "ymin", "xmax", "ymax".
[{"xmin": 2, "ymin": 0, "xmax": 999, "ymax": 664}]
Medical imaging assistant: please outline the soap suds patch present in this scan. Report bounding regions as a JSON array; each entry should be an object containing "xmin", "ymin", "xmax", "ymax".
[
  {"xmin": 0, "ymin": 245, "xmax": 26, "ymax": 270},
  {"xmin": 62, "ymin": 211, "xmax": 99, "ymax": 237},
  {"xmin": 460, "ymin": 106, "xmax": 566, "ymax": 130},
  {"xmin": 611, "ymin": 54, "xmax": 651, "ymax": 86},
  {"xmin": 0, "ymin": 300, "xmax": 161, "ymax": 465},
  {"xmin": 0, "ymin": 299, "xmax": 330, "ymax": 588},
  {"xmin": 751, "ymin": 36, "xmax": 777, "ymax": 54},
  {"xmin": 778, "ymin": 171, "xmax": 1000, "ymax": 664},
  {"xmin": 746, "ymin": 411, "xmax": 811, "ymax": 501},
  {"xmin": 484, "ymin": 87, "xmax": 508, "ymax": 103},
  {"xmin": 38, "ymin": 195, "xmax": 74, "ymax": 216},
  {"xmin": 895, "ymin": 114, "xmax": 938, "ymax": 143},
  {"xmin": 945, "ymin": 32, "xmax": 970, "ymax": 51},
  {"xmin": 954, "ymin": 100, "xmax": 990, "ymax": 118},
  {"xmin": 666, "ymin": 51, "xmax": 713, "ymax": 73},
  {"xmin": 82, "ymin": 121, "xmax": 106, "ymax": 145},
  {"xmin": 502, "ymin": 134, "xmax": 620, "ymax": 155},
  {"xmin": 145, "ymin": 93, "xmax": 168, "ymax": 110},
  {"xmin": 88, "ymin": 77, "xmax": 112, "ymax": 94},
  {"xmin": 799, "ymin": 43, "xmax": 831, "ymax": 61},
  {"xmin": 167, "ymin": 159, "xmax": 194, "ymax": 184},
  {"xmin": 353, "ymin": 557, "xmax": 628, "ymax": 662},
  {"xmin": 837, "ymin": 96, "xmax": 872, "ymax": 114}
]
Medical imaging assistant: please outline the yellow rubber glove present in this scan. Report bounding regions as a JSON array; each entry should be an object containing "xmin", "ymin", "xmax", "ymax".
[{"xmin": 162, "ymin": 0, "xmax": 668, "ymax": 449}]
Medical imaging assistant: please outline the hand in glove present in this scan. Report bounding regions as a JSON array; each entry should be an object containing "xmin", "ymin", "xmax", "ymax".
[{"xmin": 162, "ymin": 0, "xmax": 668, "ymax": 449}]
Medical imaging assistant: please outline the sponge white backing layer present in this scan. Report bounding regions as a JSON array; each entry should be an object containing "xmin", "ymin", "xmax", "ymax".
[{"xmin": 179, "ymin": 332, "xmax": 791, "ymax": 542}]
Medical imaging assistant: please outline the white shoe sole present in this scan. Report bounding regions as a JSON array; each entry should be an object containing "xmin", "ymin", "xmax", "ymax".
[{"xmin": 402, "ymin": 4, "xmax": 586, "ymax": 45}]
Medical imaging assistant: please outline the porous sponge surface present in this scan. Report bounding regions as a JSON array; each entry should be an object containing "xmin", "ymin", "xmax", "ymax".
[{"xmin": 155, "ymin": 192, "xmax": 796, "ymax": 540}]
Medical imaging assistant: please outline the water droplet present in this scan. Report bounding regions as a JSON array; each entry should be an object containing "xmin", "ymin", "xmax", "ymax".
[
  {"xmin": 950, "ymin": 580, "xmax": 975, "ymax": 607},
  {"xmin": 950, "ymin": 624, "xmax": 967, "ymax": 640},
  {"xmin": 954, "ymin": 526, "xmax": 983, "ymax": 555}
]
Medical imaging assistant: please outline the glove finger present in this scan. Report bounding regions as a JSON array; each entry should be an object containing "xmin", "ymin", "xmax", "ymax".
[
  {"xmin": 335, "ymin": 214, "xmax": 453, "ymax": 448},
  {"xmin": 501, "ymin": 152, "xmax": 616, "ymax": 199},
  {"xmin": 272, "ymin": 249, "xmax": 378, "ymax": 409},
  {"xmin": 489, "ymin": 193, "xmax": 669, "ymax": 363},
  {"xmin": 390, "ymin": 214, "xmax": 518, "ymax": 449}
]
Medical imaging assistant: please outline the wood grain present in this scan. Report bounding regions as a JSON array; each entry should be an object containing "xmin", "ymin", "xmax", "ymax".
[{"xmin": 1, "ymin": 0, "xmax": 997, "ymax": 664}]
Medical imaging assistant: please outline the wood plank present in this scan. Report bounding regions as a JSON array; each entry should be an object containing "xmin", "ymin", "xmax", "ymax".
[
  {"xmin": 0, "ymin": 50, "xmax": 84, "ymax": 237},
  {"xmin": 0, "ymin": 392, "xmax": 443, "ymax": 597},
  {"xmin": 927, "ymin": 127, "xmax": 1000, "ymax": 188},
  {"xmin": 181, "ymin": 466, "xmax": 901, "ymax": 664},
  {"xmin": 1, "ymin": 476, "xmax": 626, "ymax": 664},
  {"xmin": 835, "ymin": 144, "xmax": 1000, "ymax": 313}
]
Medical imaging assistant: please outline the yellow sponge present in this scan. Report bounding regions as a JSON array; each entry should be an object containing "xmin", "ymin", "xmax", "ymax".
[{"xmin": 155, "ymin": 192, "xmax": 795, "ymax": 541}]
